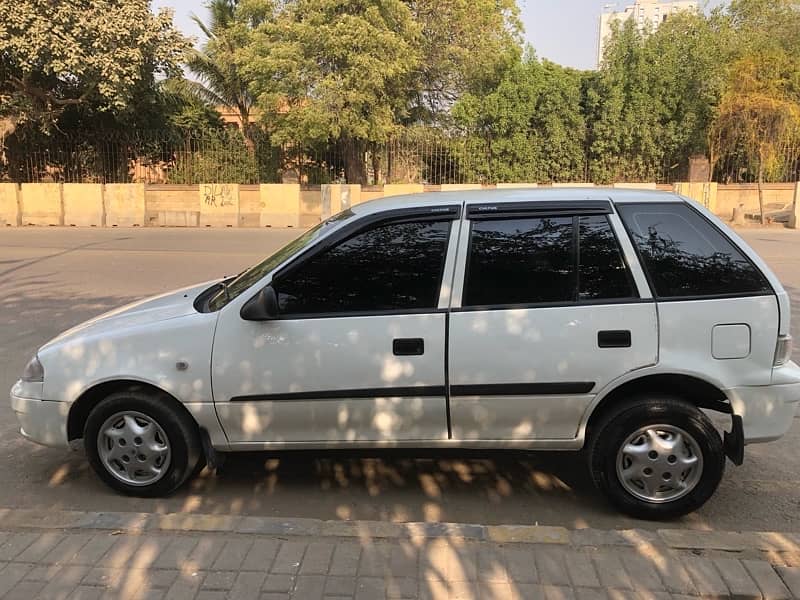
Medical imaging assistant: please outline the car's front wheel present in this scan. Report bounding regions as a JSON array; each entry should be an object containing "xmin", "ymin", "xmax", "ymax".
[
  {"xmin": 84, "ymin": 390, "xmax": 201, "ymax": 497},
  {"xmin": 588, "ymin": 396, "xmax": 726, "ymax": 520}
]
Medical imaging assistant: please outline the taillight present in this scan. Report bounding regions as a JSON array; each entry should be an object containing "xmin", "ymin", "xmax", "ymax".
[{"xmin": 774, "ymin": 334, "xmax": 793, "ymax": 366}]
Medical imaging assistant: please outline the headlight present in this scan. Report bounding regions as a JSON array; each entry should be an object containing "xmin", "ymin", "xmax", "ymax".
[{"xmin": 21, "ymin": 355, "xmax": 44, "ymax": 382}]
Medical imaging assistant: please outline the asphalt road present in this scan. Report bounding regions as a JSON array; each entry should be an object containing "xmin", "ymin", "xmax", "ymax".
[{"xmin": 1, "ymin": 226, "xmax": 799, "ymax": 533}]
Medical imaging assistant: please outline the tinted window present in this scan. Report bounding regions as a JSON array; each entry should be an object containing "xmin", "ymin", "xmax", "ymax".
[
  {"xmin": 579, "ymin": 216, "xmax": 637, "ymax": 300},
  {"xmin": 274, "ymin": 219, "xmax": 450, "ymax": 315},
  {"xmin": 207, "ymin": 211, "xmax": 355, "ymax": 311},
  {"xmin": 617, "ymin": 203, "xmax": 771, "ymax": 298},
  {"xmin": 464, "ymin": 217, "xmax": 575, "ymax": 306}
]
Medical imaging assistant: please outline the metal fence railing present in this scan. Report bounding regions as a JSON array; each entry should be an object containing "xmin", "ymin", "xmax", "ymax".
[{"xmin": 3, "ymin": 128, "xmax": 800, "ymax": 185}]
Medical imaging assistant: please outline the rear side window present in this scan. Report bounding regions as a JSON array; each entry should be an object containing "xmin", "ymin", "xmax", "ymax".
[
  {"xmin": 617, "ymin": 203, "xmax": 771, "ymax": 299},
  {"xmin": 464, "ymin": 217, "xmax": 575, "ymax": 306},
  {"xmin": 463, "ymin": 215, "xmax": 636, "ymax": 307},
  {"xmin": 579, "ymin": 215, "xmax": 637, "ymax": 301},
  {"xmin": 273, "ymin": 219, "xmax": 450, "ymax": 315}
]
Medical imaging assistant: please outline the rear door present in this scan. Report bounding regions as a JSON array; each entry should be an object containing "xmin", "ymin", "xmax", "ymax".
[{"xmin": 447, "ymin": 201, "xmax": 658, "ymax": 441}]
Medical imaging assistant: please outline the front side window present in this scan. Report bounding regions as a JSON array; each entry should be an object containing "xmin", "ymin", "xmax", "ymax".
[
  {"xmin": 207, "ymin": 210, "xmax": 354, "ymax": 311},
  {"xmin": 463, "ymin": 215, "xmax": 637, "ymax": 307},
  {"xmin": 273, "ymin": 219, "xmax": 451, "ymax": 315},
  {"xmin": 617, "ymin": 203, "xmax": 771, "ymax": 298}
]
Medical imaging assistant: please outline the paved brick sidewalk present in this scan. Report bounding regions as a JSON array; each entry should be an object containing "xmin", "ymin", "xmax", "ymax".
[{"xmin": 0, "ymin": 510, "xmax": 798, "ymax": 599}]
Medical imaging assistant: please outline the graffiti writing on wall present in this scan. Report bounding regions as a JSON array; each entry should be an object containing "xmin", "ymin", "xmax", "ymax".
[{"xmin": 202, "ymin": 184, "xmax": 235, "ymax": 208}]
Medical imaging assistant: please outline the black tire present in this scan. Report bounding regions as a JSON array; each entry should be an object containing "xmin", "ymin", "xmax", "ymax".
[
  {"xmin": 84, "ymin": 389, "xmax": 202, "ymax": 497},
  {"xmin": 587, "ymin": 395, "xmax": 725, "ymax": 520}
]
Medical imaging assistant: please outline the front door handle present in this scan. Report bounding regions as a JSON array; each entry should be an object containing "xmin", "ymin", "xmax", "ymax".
[
  {"xmin": 598, "ymin": 330, "xmax": 632, "ymax": 348},
  {"xmin": 393, "ymin": 338, "xmax": 424, "ymax": 356}
]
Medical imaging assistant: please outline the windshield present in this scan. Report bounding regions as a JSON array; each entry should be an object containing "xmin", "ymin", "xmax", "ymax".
[{"xmin": 207, "ymin": 210, "xmax": 354, "ymax": 311}]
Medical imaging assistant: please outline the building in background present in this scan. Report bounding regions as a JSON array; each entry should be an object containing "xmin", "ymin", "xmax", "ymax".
[{"xmin": 597, "ymin": 0, "xmax": 698, "ymax": 66}]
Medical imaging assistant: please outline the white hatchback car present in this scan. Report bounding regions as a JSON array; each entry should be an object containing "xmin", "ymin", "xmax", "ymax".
[{"xmin": 10, "ymin": 189, "xmax": 800, "ymax": 518}]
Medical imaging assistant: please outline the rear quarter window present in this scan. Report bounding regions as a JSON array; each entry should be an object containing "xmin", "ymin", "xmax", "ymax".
[{"xmin": 617, "ymin": 202, "xmax": 771, "ymax": 299}]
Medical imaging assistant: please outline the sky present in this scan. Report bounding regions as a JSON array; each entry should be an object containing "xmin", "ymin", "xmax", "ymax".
[{"xmin": 153, "ymin": 0, "xmax": 729, "ymax": 71}]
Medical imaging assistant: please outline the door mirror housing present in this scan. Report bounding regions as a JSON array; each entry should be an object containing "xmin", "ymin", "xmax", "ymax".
[{"xmin": 240, "ymin": 286, "xmax": 279, "ymax": 321}]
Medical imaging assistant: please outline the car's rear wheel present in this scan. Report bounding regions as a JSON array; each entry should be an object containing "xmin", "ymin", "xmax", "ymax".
[
  {"xmin": 84, "ymin": 390, "xmax": 201, "ymax": 497},
  {"xmin": 588, "ymin": 395, "xmax": 725, "ymax": 520}
]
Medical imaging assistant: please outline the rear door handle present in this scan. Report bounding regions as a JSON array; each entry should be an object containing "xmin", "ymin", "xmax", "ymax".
[
  {"xmin": 598, "ymin": 330, "xmax": 631, "ymax": 348},
  {"xmin": 393, "ymin": 338, "xmax": 424, "ymax": 356}
]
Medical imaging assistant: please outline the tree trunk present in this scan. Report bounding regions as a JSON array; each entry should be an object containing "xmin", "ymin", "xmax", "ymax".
[
  {"xmin": 0, "ymin": 116, "xmax": 18, "ymax": 171},
  {"xmin": 371, "ymin": 143, "xmax": 382, "ymax": 185},
  {"xmin": 240, "ymin": 117, "xmax": 255, "ymax": 154},
  {"xmin": 340, "ymin": 138, "xmax": 367, "ymax": 184},
  {"xmin": 758, "ymin": 153, "xmax": 766, "ymax": 225}
]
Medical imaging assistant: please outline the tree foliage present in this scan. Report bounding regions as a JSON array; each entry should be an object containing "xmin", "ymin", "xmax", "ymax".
[
  {"xmin": 236, "ymin": 0, "xmax": 521, "ymax": 182},
  {"xmin": 404, "ymin": 0, "xmax": 522, "ymax": 120},
  {"xmin": 586, "ymin": 12, "xmax": 723, "ymax": 183},
  {"xmin": 710, "ymin": 50, "xmax": 800, "ymax": 221},
  {"xmin": 453, "ymin": 53, "xmax": 586, "ymax": 182},
  {"xmin": 5, "ymin": 0, "xmax": 800, "ymax": 189},
  {"xmin": 0, "ymin": 0, "xmax": 188, "ymax": 135},
  {"xmin": 180, "ymin": 0, "xmax": 255, "ymax": 141}
]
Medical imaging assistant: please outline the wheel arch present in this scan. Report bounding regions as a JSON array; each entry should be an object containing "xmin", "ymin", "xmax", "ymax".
[
  {"xmin": 67, "ymin": 379, "xmax": 199, "ymax": 442},
  {"xmin": 581, "ymin": 372, "xmax": 743, "ymax": 464}
]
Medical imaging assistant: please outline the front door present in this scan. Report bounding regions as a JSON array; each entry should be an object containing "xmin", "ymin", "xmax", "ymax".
[
  {"xmin": 447, "ymin": 203, "xmax": 658, "ymax": 441},
  {"xmin": 211, "ymin": 210, "xmax": 459, "ymax": 444}
]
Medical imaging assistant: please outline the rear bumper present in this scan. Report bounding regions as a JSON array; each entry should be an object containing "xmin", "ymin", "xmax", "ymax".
[
  {"xmin": 10, "ymin": 390, "xmax": 70, "ymax": 449},
  {"xmin": 727, "ymin": 362, "xmax": 800, "ymax": 444}
]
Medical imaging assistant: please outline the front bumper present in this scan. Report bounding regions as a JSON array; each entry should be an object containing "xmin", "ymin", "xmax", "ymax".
[
  {"xmin": 10, "ymin": 384, "xmax": 70, "ymax": 449},
  {"xmin": 728, "ymin": 362, "xmax": 800, "ymax": 444}
]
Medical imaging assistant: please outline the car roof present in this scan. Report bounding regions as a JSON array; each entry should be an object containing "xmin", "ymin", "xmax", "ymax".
[{"xmin": 350, "ymin": 187, "xmax": 684, "ymax": 217}]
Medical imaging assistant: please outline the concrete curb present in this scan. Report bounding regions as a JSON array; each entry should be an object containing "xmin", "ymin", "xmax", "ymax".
[{"xmin": 0, "ymin": 508, "xmax": 798, "ymax": 553}]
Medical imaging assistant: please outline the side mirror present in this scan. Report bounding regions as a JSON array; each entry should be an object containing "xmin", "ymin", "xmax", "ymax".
[{"xmin": 240, "ymin": 286, "xmax": 279, "ymax": 321}]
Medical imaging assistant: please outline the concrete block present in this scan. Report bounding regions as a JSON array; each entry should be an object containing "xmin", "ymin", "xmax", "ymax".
[
  {"xmin": 260, "ymin": 184, "xmax": 301, "ymax": 227},
  {"xmin": 105, "ymin": 184, "xmax": 145, "ymax": 227},
  {"xmin": 674, "ymin": 182, "xmax": 718, "ymax": 212},
  {"xmin": 495, "ymin": 183, "xmax": 539, "ymax": 189},
  {"xmin": 789, "ymin": 182, "xmax": 799, "ymax": 229},
  {"xmin": 742, "ymin": 560, "xmax": 792, "ymax": 599},
  {"xmin": 239, "ymin": 184, "xmax": 261, "ymax": 227},
  {"xmin": 360, "ymin": 186, "xmax": 384, "ymax": 204},
  {"xmin": 383, "ymin": 184, "xmax": 424, "ymax": 197},
  {"xmin": 713, "ymin": 558, "xmax": 761, "ymax": 599},
  {"xmin": 0, "ymin": 183, "xmax": 20, "ymax": 226},
  {"xmin": 321, "ymin": 184, "xmax": 361, "ymax": 219},
  {"xmin": 155, "ymin": 211, "xmax": 199, "ymax": 227},
  {"xmin": 439, "ymin": 184, "xmax": 483, "ymax": 192},
  {"xmin": 486, "ymin": 525, "xmax": 568, "ymax": 544},
  {"xmin": 21, "ymin": 183, "xmax": 63, "ymax": 225},
  {"xmin": 680, "ymin": 556, "xmax": 728, "ymax": 597},
  {"xmin": 63, "ymin": 183, "xmax": 103, "ymax": 226},
  {"xmin": 152, "ymin": 513, "xmax": 241, "ymax": 532},
  {"xmin": 776, "ymin": 566, "xmax": 800, "ymax": 598},
  {"xmin": 552, "ymin": 182, "xmax": 595, "ymax": 188},
  {"xmin": 199, "ymin": 183, "xmax": 239, "ymax": 227},
  {"xmin": 613, "ymin": 182, "xmax": 658, "ymax": 190}
]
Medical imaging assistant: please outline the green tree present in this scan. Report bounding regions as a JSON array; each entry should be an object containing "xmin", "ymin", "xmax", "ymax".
[
  {"xmin": 403, "ymin": 0, "xmax": 522, "ymax": 122},
  {"xmin": 237, "ymin": 0, "xmax": 522, "ymax": 183},
  {"xmin": 238, "ymin": 0, "xmax": 422, "ymax": 183},
  {"xmin": 453, "ymin": 52, "xmax": 586, "ymax": 182},
  {"xmin": 587, "ymin": 12, "xmax": 722, "ymax": 183},
  {"xmin": 159, "ymin": 79, "xmax": 225, "ymax": 131},
  {"xmin": 710, "ymin": 51, "xmax": 800, "ymax": 223},
  {"xmin": 0, "ymin": 0, "xmax": 187, "ymax": 137},
  {"xmin": 180, "ymin": 0, "xmax": 256, "ymax": 146}
]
